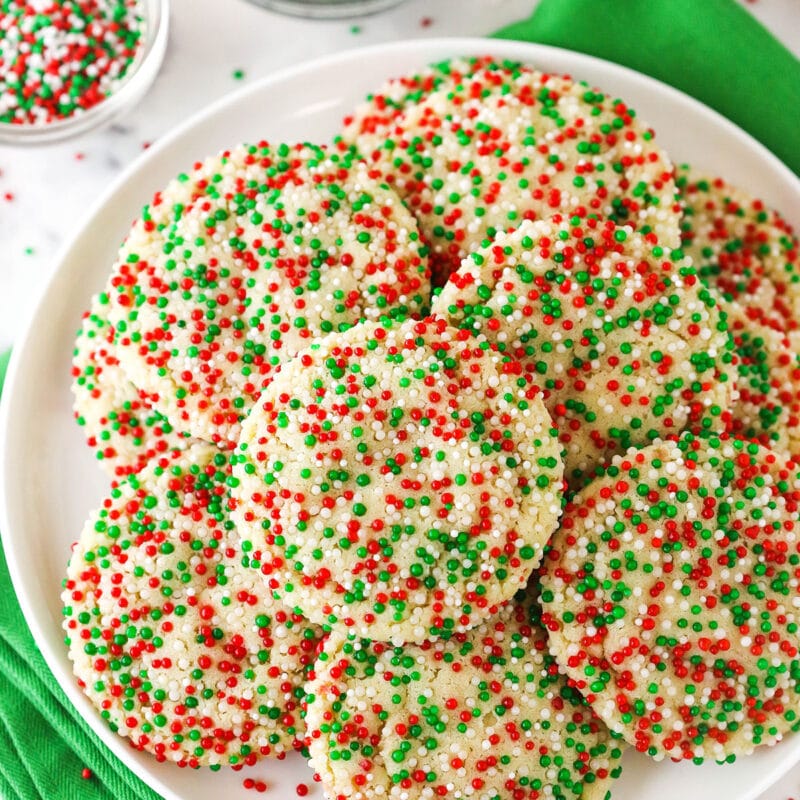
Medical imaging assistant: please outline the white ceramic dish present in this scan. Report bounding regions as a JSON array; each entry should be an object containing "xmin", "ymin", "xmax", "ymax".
[{"xmin": 1, "ymin": 38, "xmax": 799, "ymax": 800}]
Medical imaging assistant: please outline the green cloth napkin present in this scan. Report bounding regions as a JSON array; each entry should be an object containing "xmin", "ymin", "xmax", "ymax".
[
  {"xmin": 496, "ymin": 0, "xmax": 800, "ymax": 176},
  {"xmin": 0, "ymin": 349, "xmax": 162, "ymax": 800}
]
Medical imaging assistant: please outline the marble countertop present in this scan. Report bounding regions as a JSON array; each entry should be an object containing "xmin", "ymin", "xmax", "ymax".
[{"xmin": 0, "ymin": 1, "xmax": 799, "ymax": 797}]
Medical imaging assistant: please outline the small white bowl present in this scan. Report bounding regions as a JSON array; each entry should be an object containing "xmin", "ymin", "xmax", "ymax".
[{"xmin": 0, "ymin": 0, "xmax": 170, "ymax": 146}]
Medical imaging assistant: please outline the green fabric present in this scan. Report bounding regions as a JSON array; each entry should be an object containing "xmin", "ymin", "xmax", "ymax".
[
  {"xmin": 496, "ymin": 0, "xmax": 800, "ymax": 175},
  {"xmin": 0, "ymin": 350, "xmax": 9, "ymax": 396},
  {"xmin": 0, "ymin": 349, "xmax": 162, "ymax": 799}
]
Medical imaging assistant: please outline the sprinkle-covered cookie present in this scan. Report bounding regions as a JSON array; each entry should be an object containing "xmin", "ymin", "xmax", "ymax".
[
  {"xmin": 343, "ymin": 55, "xmax": 681, "ymax": 283},
  {"xmin": 433, "ymin": 216, "xmax": 735, "ymax": 485},
  {"xmin": 62, "ymin": 445, "xmax": 322, "ymax": 768},
  {"xmin": 71, "ymin": 292, "xmax": 191, "ymax": 478},
  {"xmin": 677, "ymin": 166, "xmax": 800, "ymax": 347},
  {"xmin": 726, "ymin": 304, "xmax": 800, "ymax": 455},
  {"xmin": 107, "ymin": 141, "xmax": 430, "ymax": 449},
  {"xmin": 540, "ymin": 432, "xmax": 800, "ymax": 762},
  {"xmin": 677, "ymin": 166, "xmax": 800, "ymax": 456},
  {"xmin": 230, "ymin": 316, "xmax": 564, "ymax": 644},
  {"xmin": 304, "ymin": 592, "xmax": 625, "ymax": 800}
]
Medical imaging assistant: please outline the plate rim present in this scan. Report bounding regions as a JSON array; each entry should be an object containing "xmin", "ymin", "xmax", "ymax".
[{"xmin": 2, "ymin": 36, "xmax": 799, "ymax": 800}]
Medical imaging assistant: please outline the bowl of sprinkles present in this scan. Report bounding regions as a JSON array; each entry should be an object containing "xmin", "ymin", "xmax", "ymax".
[{"xmin": 0, "ymin": 0, "xmax": 169, "ymax": 144}]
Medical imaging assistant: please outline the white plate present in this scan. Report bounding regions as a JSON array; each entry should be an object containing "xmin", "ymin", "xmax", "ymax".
[{"xmin": 2, "ymin": 37, "xmax": 799, "ymax": 800}]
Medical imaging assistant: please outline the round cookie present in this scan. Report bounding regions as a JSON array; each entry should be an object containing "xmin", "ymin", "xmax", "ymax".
[
  {"xmin": 540, "ymin": 432, "xmax": 800, "ymax": 762},
  {"xmin": 304, "ymin": 592, "xmax": 625, "ymax": 800},
  {"xmin": 433, "ymin": 215, "xmax": 735, "ymax": 485},
  {"xmin": 726, "ymin": 303, "xmax": 800, "ymax": 456},
  {"xmin": 107, "ymin": 141, "xmax": 431, "ymax": 449},
  {"xmin": 62, "ymin": 445, "xmax": 322, "ymax": 768},
  {"xmin": 677, "ymin": 166, "xmax": 800, "ymax": 347},
  {"xmin": 230, "ymin": 315, "xmax": 564, "ymax": 644},
  {"xmin": 677, "ymin": 166, "xmax": 800, "ymax": 456},
  {"xmin": 71, "ymin": 292, "xmax": 191, "ymax": 478},
  {"xmin": 343, "ymin": 55, "xmax": 681, "ymax": 283}
]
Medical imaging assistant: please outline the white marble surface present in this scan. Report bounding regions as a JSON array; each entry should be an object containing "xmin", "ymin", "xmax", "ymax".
[{"xmin": 0, "ymin": 0, "xmax": 799, "ymax": 797}]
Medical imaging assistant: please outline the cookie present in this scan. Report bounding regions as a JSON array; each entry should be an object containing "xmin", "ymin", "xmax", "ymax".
[
  {"xmin": 677, "ymin": 166, "xmax": 800, "ymax": 456},
  {"xmin": 71, "ymin": 292, "xmax": 191, "ymax": 478},
  {"xmin": 540, "ymin": 432, "xmax": 800, "ymax": 762},
  {"xmin": 433, "ymin": 215, "xmax": 735, "ymax": 485},
  {"xmin": 106, "ymin": 141, "xmax": 431, "ymax": 449},
  {"xmin": 61, "ymin": 445, "xmax": 322, "ymax": 768},
  {"xmin": 304, "ymin": 592, "xmax": 624, "ymax": 800},
  {"xmin": 677, "ymin": 166, "xmax": 800, "ymax": 347},
  {"xmin": 343, "ymin": 55, "xmax": 681, "ymax": 283},
  {"xmin": 230, "ymin": 315, "xmax": 564, "ymax": 644},
  {"xmin": 726, "ymin": 303, "xmax": 800, "ymax": 455}
]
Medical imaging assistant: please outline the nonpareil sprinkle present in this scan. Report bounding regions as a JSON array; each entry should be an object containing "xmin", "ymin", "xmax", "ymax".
[{"xmin": 0, "ymin": 0, "xmax": 145, "ymax": 126}]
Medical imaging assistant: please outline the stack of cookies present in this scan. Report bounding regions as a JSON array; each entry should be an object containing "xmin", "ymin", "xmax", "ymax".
[{"xmin": 61, "ymin": 57, "xmax": 800, "ymax": 799}]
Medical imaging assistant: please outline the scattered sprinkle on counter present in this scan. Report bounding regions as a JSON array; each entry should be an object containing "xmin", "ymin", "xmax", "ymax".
[{"xmin": 0, "ymin": 0, "xmax": 145, "ymax": 126}]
